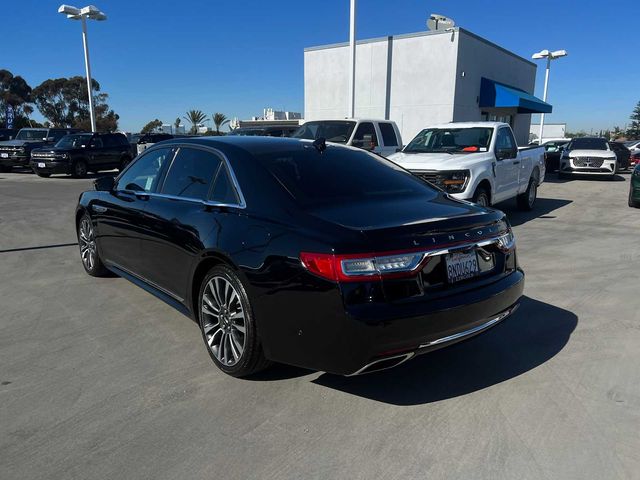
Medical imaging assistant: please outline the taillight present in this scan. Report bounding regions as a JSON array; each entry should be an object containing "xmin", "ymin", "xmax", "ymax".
[{"xmin": 300, "ymin": 251, "xmax": 426, "ymax": 282}]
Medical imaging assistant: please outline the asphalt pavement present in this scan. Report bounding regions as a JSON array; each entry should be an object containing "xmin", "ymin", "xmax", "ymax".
[{"xmin": 1, "ymin": 169, "xmax": 639, "ymax": 479}]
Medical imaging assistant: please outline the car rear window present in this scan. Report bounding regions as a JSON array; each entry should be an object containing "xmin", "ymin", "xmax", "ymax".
[{"xmin": 256, "ymin": 145, "xmax": 437, "ymax": 208}]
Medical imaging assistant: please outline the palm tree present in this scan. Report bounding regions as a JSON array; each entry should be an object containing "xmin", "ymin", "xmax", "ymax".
[
  {"xmin": 183, "ymin": 109, "xmax": 208, "ymax": 135},
  {"xmin": 212, "ymin": 112, "xmax": 230, "ymax": 135}
]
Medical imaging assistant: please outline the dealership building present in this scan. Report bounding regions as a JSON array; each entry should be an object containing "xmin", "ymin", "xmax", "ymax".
[{"xmin": 303, "ymin": 27, "xmax": 552, "ymax": 145}]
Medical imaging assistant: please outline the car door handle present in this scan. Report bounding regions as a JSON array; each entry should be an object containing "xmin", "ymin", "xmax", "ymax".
[
  {"xmin": 134, "ymin": 192, "xmax": 150, "ymax": 200},
  {"xmin": 513, "ymin": 161, "xmax": 520, "ymax": 165}
]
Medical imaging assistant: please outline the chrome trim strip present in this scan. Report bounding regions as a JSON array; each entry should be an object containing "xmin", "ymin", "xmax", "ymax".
[
  {"xmin": 106, "ymin": 260, "xmax": 184, "ymax": 302},
  {"xmin": 346, "ymin": 352, "xmax": 416, "ymax": 377},
  {"xmin": 339, "ymin": 233, "xmax": 512, "ymax": 278},
  {"xmin": 418, "ymin": 303, "xmax": 519, "ymax": 349}
]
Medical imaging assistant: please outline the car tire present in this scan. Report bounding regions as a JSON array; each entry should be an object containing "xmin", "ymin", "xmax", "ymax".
[
  {"xmin": 72, "ymin": 159, "xmax": 88, "ymax": 178},
  {"xmin": 198, "ymin": 265, "xmax": 271, "ymax": 378},
  {"xmin": 472, "ymin": 186, "xmax": 490, "ymax": 207},
  {"xmin": 36, "ymin": 172, "xmax": 51, "ymax": 178},
  {"xmin": 517, "ymin": 176, "xmax": 537, "ymax": 211},
  {"xmin": 77, "ymin": 213, "xmax": 109, "ymax": 277}
]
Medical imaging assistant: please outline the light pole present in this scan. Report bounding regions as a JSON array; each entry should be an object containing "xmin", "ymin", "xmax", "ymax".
[
  {"xmin": 58, "ymin": 4, "xmax": 107, "ymax": 133},
  {"xmin": 348, "ymin": 0, "xmax": 356, "ymax": 118},
  {"xmin": 531, "ymin": 49, "xmax": 567, "ymax": 143}
]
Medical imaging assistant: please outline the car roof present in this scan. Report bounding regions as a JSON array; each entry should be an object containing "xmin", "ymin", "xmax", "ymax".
[{"xmin": 156, "ymin": 135, "xmax": 313, "ymax": 156}]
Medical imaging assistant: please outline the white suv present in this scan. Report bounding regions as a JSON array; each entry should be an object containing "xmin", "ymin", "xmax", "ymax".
[
  {"xmin": 293, "ymin": 119, "xmax": 402, "ymax": 157},
  {"xmin": 559, "ymin": 137, "xmax": 618, "ymax": 178}
]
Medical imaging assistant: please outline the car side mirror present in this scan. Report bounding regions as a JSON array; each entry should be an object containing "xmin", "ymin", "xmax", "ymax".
[
  {"xmin": 496, "ymin": 148, "xmax": 512, "ymax": 160},
  {"xmin": 94, "ymin": 176, "xmax": 115, "ymax": 192},
  {"xmin": 46, "ymin": 137, "xmax": 56, "ymax": 142}
]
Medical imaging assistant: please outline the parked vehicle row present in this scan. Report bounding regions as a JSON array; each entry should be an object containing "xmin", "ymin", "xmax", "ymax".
[
  {"xmin": 30, "ymin": 132, "xmax": 133, "ymax": 178},
  {"xmin": 76, "ymin": 136, "xmax": 523, "ymax": 377},
  {"xmin": 559, "ymin": 137, "xmax": 620, "ymax": 178},
  {"xmin": 0, "ymin": 127, "xmax": 82, "ymax": 172}
]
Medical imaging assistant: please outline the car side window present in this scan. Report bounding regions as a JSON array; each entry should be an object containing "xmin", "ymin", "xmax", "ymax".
[
  {"xmin": 90, "ymin": 137, "xmax": 104, "ymax": 148},
  {"xmin": 161, "ymin": 147, "xmax": 221, "ymax": 200},
  {"xmin": 50, "ymin": 130, "xmax": 66, "ymax": 142},
  {"xmin": 210, "ymin": 164, "xmax": 240, "ymax": 204},
  {"xmin": 379, "ymin": 123, "xmax": 398, "ymax": 147},
  {"xmin": 352, "ymin": 122, "xmax": 378, "ymax": 150},
  {"xmin": 117, "ymin": 147, "xmax": 173, "ymax": 193},
  {"xmin": 496, "ymin": 128, "xmax": 516, "ymax": 157}
]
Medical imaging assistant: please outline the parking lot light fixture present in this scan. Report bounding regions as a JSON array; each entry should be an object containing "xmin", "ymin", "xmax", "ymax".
[
  {"xmin": 531, "ymin": 49, "xmax": 568, "ymax": 143},
  {"xmin": 58, "ymin": 4, "xmax": 107, "ymax": 133}
]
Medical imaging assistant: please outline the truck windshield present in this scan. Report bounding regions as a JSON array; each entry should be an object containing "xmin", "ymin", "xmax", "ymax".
[
  {"xmin": 404, "ymin": 127, "xmax": 493, "ymax": 154},
  {"xmin": 292, "ymin": 121, "xmax": 356, "ymax": 144},
  {"xmin": 567, "ymin": 138, "xmax": 608, "ymax": 151},
  {"xmin": 55, "ymin": 134, "xmax": 93, "ymax": 148},
  {"xmin": 15, "ymin": 129, "xmax": 48, "ymax": 141}
]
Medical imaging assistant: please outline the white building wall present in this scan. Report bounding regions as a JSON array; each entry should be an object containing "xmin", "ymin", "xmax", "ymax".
[
  {"xmin": 453, "ymin": 30, "xmax": 537, "ymax": 145},
  {"xmin": 304, "ymin": 29, "xmax": 538, "ymax": 145}
]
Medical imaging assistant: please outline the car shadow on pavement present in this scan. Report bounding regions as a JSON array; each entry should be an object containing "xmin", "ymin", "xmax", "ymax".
[
  {"xmin": 497, "ymin": 198, "xmax": 572, "ymax": 227},
  {"xmin": 545, "ymin": 174, "xmax": 626, "ymax": 183},
  {"xmin": 312, "ymin": 296, "xmax": 577, "ymax": 405}
]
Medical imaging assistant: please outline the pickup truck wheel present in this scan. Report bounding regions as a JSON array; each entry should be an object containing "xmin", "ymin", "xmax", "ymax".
[
  {"xmin": 472, "ymin": 187, "xmax": 490, "ymax": 207},
  {"xmin": 517, "ymin": 177, "xmax": 537, "ymax": 211},
  {"xmin": 71, "ymin": 160, "xmax": 88, "ymax": 178}
]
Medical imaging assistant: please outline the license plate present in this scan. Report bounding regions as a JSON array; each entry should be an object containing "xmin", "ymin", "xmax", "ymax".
[
  {"xmin": 0, "ymin": 153, "xmax": 7, "ymax": 158},
  {"xmin": 445, "ymin": 251, "xmax": 479, "ymax": 283},
  {"xmin": 38, "ymin": 162, "xmax": 46, "ymax": 168}
]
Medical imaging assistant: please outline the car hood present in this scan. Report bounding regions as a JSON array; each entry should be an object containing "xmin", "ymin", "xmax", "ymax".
[
  {"xmin": 388, "ymin": 151, "xmax": 490, "ymax": 170},
  {"xmin": 568, "ymin": 149, "xmax": 615, "ymax": 157}
]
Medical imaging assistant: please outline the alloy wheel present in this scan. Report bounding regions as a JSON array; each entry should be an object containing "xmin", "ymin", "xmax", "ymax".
[
  {"xmin": 79, "ymin": 217, "xmax": 97, "ymax": 271},
  {"xmin": 201, "ymin": 276, "xmax": 247, "ymax": 366},
  {"xmin": 528, "ymin": 181, "xmax": 537, "ymax": 206},
  {"xmin": 75, "ymin": 161, "xmax": 87, "ymax": 177}
]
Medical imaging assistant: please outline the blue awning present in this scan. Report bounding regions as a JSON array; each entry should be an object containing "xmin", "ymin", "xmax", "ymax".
[{"xmin": 479, "ymin": 77, "xmax": 552, "ymax": 114}]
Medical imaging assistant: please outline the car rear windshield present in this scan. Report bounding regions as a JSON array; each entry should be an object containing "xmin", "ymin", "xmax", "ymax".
[
  {"xmin": 403, "ymin": 127, "xmax": 493, "ymax": 154},
  {"xmin": 256, "ymin": 145, "xmax": 437, "ymax": 208},
  {"xmin": 55, "ymin": 134, "xmax": 93, "ymax": 148},
  {"xmin": 292, "ymin": 121, "xmax": 357, "ymax": 144},
  {"xmin": 15, "ymin": 129, "xmax": 48, "ymax": 141},
  {"xmin": 568, "ymin": 138, "xmax": 608, "ymax": 150}
]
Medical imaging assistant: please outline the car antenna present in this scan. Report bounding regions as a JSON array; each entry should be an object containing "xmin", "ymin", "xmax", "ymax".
[{"xmin": 312, "ymin": 137, "xmax": 327, "ymax": 154}]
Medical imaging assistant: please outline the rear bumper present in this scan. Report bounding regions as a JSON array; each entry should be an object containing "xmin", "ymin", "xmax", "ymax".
[
  {"xmin": 258, "ymin": 269, "xmax": 524, "ymax": 375},
  {"xmin": 30, "ymin": 160, "xmax": 72, "ymax": 174}
]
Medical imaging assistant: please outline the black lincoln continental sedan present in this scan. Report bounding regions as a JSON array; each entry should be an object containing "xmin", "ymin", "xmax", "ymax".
[{"xmin": 76, "ymin": 136, "xmax": 524, "ymax": 377}]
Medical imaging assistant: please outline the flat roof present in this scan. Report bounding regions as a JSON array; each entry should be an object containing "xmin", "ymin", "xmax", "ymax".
[{"xmin": 304, "ymin": 27, "xmax": 535, "ymax": 67}]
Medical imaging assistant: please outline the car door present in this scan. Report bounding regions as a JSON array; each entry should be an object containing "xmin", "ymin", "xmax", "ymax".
[
  {"xmin": 136, "ymin": 145, "xmax": 226, "ymax": 301},
  {"xmin": 493, "ymin": 127, "xmax": 519, "ymax": 202},
  {"xmin": 93, "ymin": 147, "xmax": 175, "ymax": 275},
  {"xmin": 351, "ymin": 122, "xmax": 383, "ymax": 155},
  {"xmin": 377, "ymin": 122, "xmax": 400, "ymax": 157}
]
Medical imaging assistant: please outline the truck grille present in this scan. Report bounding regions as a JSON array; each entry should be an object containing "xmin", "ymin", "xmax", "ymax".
[
  {"xmin": 572, "ymin": 157, "xmax": 604, "ymax": 168},
  {"xmin": 410, "ymin": 170, "xmax": 445, "ymax": 189},
  {"xmin": 0, "ymin": 146, "xmax": 22, "ymax": 153}
]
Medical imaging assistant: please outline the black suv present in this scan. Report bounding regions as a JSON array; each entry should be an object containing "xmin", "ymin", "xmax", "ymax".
[
  {"xmin": 0, "ymin": 127, "xmax": 82, "ymax": 171},
  {"xmin": 609, "ymin": 142, "xmax": 631, "ymax": 171},
  {"xmin": 30, "ymin": 132, "xmax": 133, "ymax": 178}
]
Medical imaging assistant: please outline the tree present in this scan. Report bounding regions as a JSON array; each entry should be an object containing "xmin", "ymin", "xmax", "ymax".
[
  {"xmin": 0, "ymin": 69, "xmax": 34, "ymax": 128},
  {"xmin": 212, "ymin": 112, "xmax": 229, "ymax": 135},
  {"xmin": 33, "ymin": 76, "xmax": 119, "ymax": 131},
  {"xmin": 141, "ymin": 119, "xmax": 163, "ymax": 133},
  {"xmin": 628, "ymin": 100, "xmax": 640, "ymax": 139},
  {"xmin": 183, "ymin": 110, "xmax": 207, "ymax": 135},
  {"xmin": 174, "ymin": 117, "xmax": 181, "ymax": 131}
]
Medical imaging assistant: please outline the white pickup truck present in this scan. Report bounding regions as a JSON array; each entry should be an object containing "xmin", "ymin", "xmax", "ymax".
[{"xmin": 388, "ymin": 122, "xmax": 545, "ymax": 210}]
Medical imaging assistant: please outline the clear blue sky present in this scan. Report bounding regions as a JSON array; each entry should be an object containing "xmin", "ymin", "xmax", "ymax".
[{"xmin": 2, "ymin": 0, "xmax": 638, "ymax": 133}]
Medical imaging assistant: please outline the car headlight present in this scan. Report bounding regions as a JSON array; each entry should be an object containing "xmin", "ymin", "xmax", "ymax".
[
  {"xmin": 60, "ymin": 153, "xmax": 68, "ymax": 159},
  {"xmin": 18, "ymin": 147, "xmax": 25, "ymax": 153},
  {"xmin": 606, "ymin": 156, "xmax": 616, "ymax": 161},
  {"xmin": 441, "ymin": 170, "xmax": 470, "ymax": 193}
]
